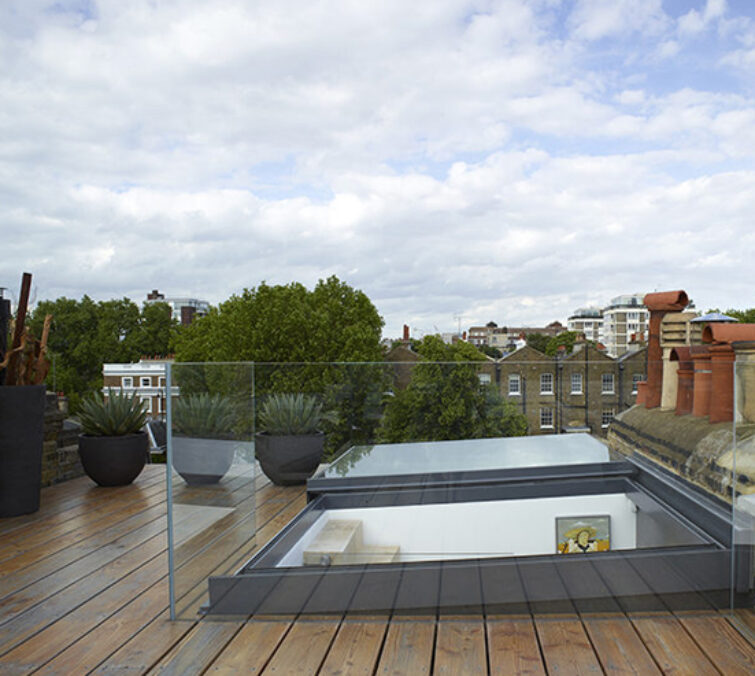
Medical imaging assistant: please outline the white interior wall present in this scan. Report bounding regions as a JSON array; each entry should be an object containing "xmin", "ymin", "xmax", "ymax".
[{"xmin": 277, "ymin": 493, "xmax": 637, "ymax": 567}]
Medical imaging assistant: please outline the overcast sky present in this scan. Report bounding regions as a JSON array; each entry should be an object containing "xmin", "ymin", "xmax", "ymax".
[{"xmin": 1, "ymin": 0, "xmax": 754, "ymax": 338}]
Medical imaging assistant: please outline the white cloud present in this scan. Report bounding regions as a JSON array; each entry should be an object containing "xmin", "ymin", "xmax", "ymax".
[{"xmin": 0, "ymin": 0, "xmax": 754, "ymax": 338}]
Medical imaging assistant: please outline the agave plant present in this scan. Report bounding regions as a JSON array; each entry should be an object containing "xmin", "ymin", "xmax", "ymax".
[
  {"xmin": 258, "ymin": 393, "xmax": 324, "ymax": 436},
  {"xmin": 172, "ymin": 393, "xmax": 237, "ymax": 439},
  {"xmin": 79, "ymin": 390, "xmax": 149, "ymax": 437}
]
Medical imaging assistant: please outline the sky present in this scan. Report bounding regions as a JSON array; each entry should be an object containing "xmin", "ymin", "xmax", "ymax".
[{"xmin": 1, "ymin": 0, "xmax": 754, "ymax": 338}]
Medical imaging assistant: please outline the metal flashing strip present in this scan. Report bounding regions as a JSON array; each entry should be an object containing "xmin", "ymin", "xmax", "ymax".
[
  {"xmin": 208, "ymin": 544, "xmax": 732, "ymax": 617},
  {"xmin": 307, "ymin": 460, "xmax": 635, "ymax": 499}
]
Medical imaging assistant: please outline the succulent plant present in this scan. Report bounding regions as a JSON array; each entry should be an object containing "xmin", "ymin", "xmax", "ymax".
[
  {"xmin": 79, "ymin": 390, "xmax": 148, "ymax": 436},
  {"xmin": 172, "ymin": 393, "xmax": 237, "ymax": 439},
  {"xmin": 258, "ymin": 393, "xmax": 324, "ymax": 436}
]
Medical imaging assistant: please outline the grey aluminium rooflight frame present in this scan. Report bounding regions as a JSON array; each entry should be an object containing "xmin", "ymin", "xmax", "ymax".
[{"xmin": 205, "ymin": 455, "xmax": 752, "ymax": 616}]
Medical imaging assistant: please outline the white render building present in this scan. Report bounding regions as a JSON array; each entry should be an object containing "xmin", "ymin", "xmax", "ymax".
[
  {"xmin": 145, "ymin": 290, "xmax": 210, "ymax": 326},
  {"xmin": 102, "ymin": 359, "xmax": 178, "ymax": 417},
  {"xmin": 566, "ymin": 308, "xmax": 603, "ymax": 343},
  {"xmin": 599, "ymin": 294, "xmax": 649, "ymax": 357}
]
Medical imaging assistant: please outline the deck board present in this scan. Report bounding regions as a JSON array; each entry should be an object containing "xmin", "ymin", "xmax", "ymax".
[{"xmin": 0, "ymin": 465, "xmax": 752, "ymax": 675}]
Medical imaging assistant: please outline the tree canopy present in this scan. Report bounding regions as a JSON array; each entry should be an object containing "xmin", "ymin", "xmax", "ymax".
[
  {"xmin": 173, "ymin": 277, "xmax": 385, "ymax": 460},
  {"xmin": 28, "ymin": 297, "xmax": 177, "ymax": 411},
  {"xmin": 525, "ymin": 333, "xmax": 550, "ymax": 353},
  {"xmin": 706, "ymin": 308, "xmax": 755, "ymax": 323},
  {"xmin": 378, "ymin": 335, "xmax": 528, "ymax": 443},
  {"xmin": 174, "ymin": 276, "xmax": 383, "ymax": 363}
]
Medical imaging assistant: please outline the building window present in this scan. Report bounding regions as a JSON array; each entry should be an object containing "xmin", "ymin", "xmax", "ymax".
[
  {"xmin": 570, "ymin": 373, "xmax": 583, "ymax": 394},
  {"xmin": 632, "ymin": 373, "xmax": 643, "ymax": 394},
  {"xmin": 478, "ymin": 373, "xmax": 491, "ymax": 385},
  {"xmin": 601, "ymin": 373, "xmax": 614, "ymax": 394},
  {"xmin": 122, "ymin": 376, "xmax": 133, "ymax": 388},
  {"xmin": 140, "ymin": 396, "xmax": 152, "ymax": 414},
  {"xmin": 508, "ymin": 374, "xmax": 521, "ymax": 395},
  {"xmin": 540, "ymin": 373, "xmax": 553, "ymax": 395},
  {"xmin": 602, "ymin": 409, "xmax": 615, "ymax": 427},
  {"xmin": 140, "ymin": 377, "xmax": 151, "ymax": 387},
  {"xmin": 540, "ymin": 408, "xmax": 554, "ymax": 429},
  {"xmin": 159, "ymin": 377, "xmax": 166, "ymax": 387}
]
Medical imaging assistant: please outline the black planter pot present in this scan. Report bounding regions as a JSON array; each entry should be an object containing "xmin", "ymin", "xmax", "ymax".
[
  {"xmin": 0, "ymin": 385, "xmax": 45, "ymax": 517},
  {"xmin": 255, "ymin": 432, "xmax": 324, "ymax": 486},
  {"xmin": 78, "ymin": 432, "xmax": 148, "ymax": 487},
  {"xmin": 171, "ymin": 437, "xmax": 237, "ymax": 485}
]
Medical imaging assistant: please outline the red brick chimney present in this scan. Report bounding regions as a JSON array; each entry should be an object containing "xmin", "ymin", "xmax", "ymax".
[
  {"xmin": 402, "ymin": 324, "xmax": 410, "ymax": 342},
  {"xmin": 702, "ymin": 324, "xmax": 755, "ymax": 423},
  {"xmin": 670, "ymin": 346, "xmax": 705, "ymax": 416},
  {"xmin": 643, "ymin": 290, "xmax": 689, "ymax": 408}
]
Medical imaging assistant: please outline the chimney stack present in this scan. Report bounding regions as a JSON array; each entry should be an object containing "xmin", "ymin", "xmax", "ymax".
[{"xmin": 642, "ymin": 290, "xmax": 688, "ymax": 408}]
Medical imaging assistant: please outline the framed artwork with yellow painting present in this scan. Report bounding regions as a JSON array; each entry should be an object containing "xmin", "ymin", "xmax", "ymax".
[{"xmin": 556, "ymin": 515, "xmax": 610, "ymax": 554}]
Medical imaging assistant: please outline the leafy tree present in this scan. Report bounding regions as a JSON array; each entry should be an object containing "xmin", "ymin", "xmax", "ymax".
[
  {"xmin": 706, "ymin": 308, "xmax": 755, "ymax": 323},
  {"xmin": 173, "ymin": 276, "xmax": 386, "ymax": 459},
  {"xmin": 479, "ymin": 344, "xmax": 503, "ymax": 359},
  {"xmin": 378, "ymin": 335, "xmax": 527, "ymax": 443},
  {"xmin": 28, "ymin": 297, "xmax": 177, "ymax": 411},
  {"xmin": 525, "ymin": 333, "xmax": 549, "ymax": 353},
  {"xmin": 545, "ymin": 331, "xmax": 580, "ymax": 356}
]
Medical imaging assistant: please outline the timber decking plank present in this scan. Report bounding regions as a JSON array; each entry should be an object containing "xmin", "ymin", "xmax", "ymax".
[
  {"xmin": 0, "ymin": 525, "xmax": 166, "ymax": 627},
  {"xmin": 0, "ymin": 554, "xmax": 168, "ymax": 668},
  {"xmin": 0, "ymin": 470, "xmax": 164, "ymax": 537},
  {"xmin": 535, "ymin": 617, "xmax": 603, "ymax": 675},
  {"xmin": 583, "ymin": 617, "xmax": 661, "ymax": 674},
  {"xmin": 87, "ymin": 493, "xmax": 305, "ymax": 674},
  {"xmin": 32, "ymin": 583, "xmax": 173, "ymax": 675},
  {"xmin": 0, "ymin": 476, "xmax": 293, "ymax": 670},
  {"xmin": 630, "ymin": 615, "xmax": 719, "ymax": 675},
  {"xmin": 678, "ymin": 614, "xmax": 755, "ymax": 676},
  {"xmin": 318, "ymin": 618, "xmax": 388, "ymax": 676},
  {"xmin": 85, "ymin": 611, "xmax": 191, "ymax": 676},
  {"xmin": 486, "ymin": 618, "xmax": 545, "ymax": 676},
  {"xmin": 375, "ymin": 619, "xmax": 435, "ymax": 675},
  {"xmin": 433, "ymin": 620, "xmax": 486, "ymax": 675},
  {"xmin": 260, "ymin": 618, "xmax": 340, "ymax": 674},
  {"xmin": 0, "ymin": 471, "xmax": 165, "ymax": 551},
  {"xmin": 147, "ymin": 621, "xmax": 240, "ymax": 675},
  {"xmin": 172, "ymin": 492, "xmax": 307, "ymax": 617},
  {"xmin": 0, "ymin": 497, "xmax": 167, "ymax": 598},
  {"xmin": 204, "ymin": 619, "xmax": 292, "ymax": 674}
]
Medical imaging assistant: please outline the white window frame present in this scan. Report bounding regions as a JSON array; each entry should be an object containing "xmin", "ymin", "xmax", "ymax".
[
  {"xmin": 540, "ymin": 373, "xmax": 553, "ymax": 395},
  {"xmin": 570, "ymin": 373, "xmax": 583, "ymax": 395},
  {"xmin": 540, "ymin": 407, "xmax": 554, "ymax": 429},
  {"xmin": 121, "ymin": 376, "xmax": 133, "ymax": 388},
  {"xmin": 601, "ymin": 408, "xmax": 615, "ymax": 427},
  {"xmin": 158, "ymin": 396, "xmax": 165, "ymax": 413},
  {"xmin": 478, "ymin": 373, "xmax": 491, "ymax": 385},
  {"xmin": 601, "ymin": 373, "xmax": 614, "ymax": 394},
  {"xmin": 508, "ymin": 374, "xmax": 521, "ymax": 396},
  {"xmin": 140, "ymin": 396, "xmax": 153, "ymax": 414},
  {"xmin": 140, "ymin": 376, "xmax": 151, "ymax": 388},
  {"xmin": 632, "ymin": 373, "xmax": 643, "ymax": 394}
]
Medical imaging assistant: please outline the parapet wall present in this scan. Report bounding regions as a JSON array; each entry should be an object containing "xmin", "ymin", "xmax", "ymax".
[
  {"xmin": 42, "ymin": 393, "xmax": 84, "ymax": 486},
  {"xmin": 608, "ymin": 405, "xmax": 755, "ymax": 503}
]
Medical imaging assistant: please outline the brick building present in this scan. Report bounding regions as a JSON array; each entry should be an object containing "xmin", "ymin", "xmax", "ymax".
[{"xmin": 102, "ymin": 358, "xmax": 177, "ymax": 418}]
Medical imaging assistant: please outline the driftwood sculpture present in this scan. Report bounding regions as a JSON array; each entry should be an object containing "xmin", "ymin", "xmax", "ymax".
[{"xmin": 0, "ymin": 272, "xmax": 51, "ymax": 386}]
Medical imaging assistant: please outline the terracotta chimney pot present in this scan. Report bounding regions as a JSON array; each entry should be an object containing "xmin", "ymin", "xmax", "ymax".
[
  {"xmin": 708, "ymin": 344, "xmax": 735, "ymax": 423},
  {"xmin": 702, "ymin": 324, "xmax": 755, "ymax": 345},
  {"xmin": 670, "ymin": 346, "xmax": 697, "ymax": 416},
  {"xmin": 691, "ymin": 350, "xmax": 712, "ymax": 418},
  {"xmin": 643, "ymin": 290, "xmax": 689, "ymax": 409}
]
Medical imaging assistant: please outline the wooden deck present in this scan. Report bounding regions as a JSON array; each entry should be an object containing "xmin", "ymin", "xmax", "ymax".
[{"xmin": 0, "ymin": 465, "xmax": 753, "ymax": 675}]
